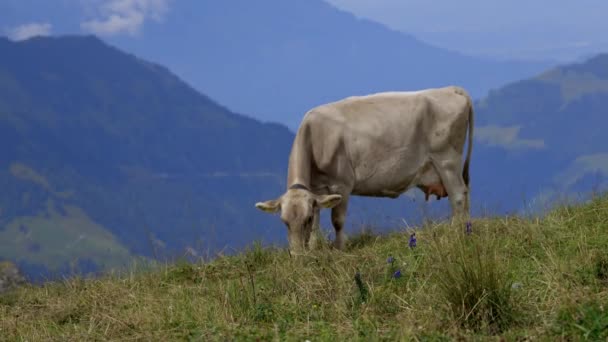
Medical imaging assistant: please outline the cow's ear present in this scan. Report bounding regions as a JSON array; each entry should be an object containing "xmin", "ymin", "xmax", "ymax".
[
  {"xmin": 316, "ymin": 194, "xmax": 342, "ymax": 208},
  {"xmin": 255, "ymin": 199, "xmax": 281, "ymax": 213}
]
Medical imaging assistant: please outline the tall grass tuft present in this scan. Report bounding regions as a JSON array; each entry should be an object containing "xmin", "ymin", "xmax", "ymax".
[{"xmin": 429, "ymin": 224, "xmax": 516, "ymax": 334}]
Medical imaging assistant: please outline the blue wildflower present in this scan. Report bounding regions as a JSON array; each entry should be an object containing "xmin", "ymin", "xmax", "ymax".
[
  {"xmin": 409, "ymin": 233, "xmax": 417, "ymax": 248},
  {"xmin": 466, "ymin": 221, "xmax": 473, "ymax": 235},
  {"xmin": 393, "ymin": 270, "xmax": 401, "ymax": 278},
  {"xmin": 387, "ymin": 256, "xmax": 394, "ymax": 264}
]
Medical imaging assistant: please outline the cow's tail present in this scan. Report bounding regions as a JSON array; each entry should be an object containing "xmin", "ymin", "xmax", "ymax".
[{"xmin": 462, "ymin": 96, "xmax": 474, "ymax": 187}]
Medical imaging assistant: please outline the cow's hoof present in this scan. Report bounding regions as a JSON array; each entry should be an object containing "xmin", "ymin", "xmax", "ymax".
[{"xmin": 332, "ymin": 240, "xmax": 346, "ymax": 251}]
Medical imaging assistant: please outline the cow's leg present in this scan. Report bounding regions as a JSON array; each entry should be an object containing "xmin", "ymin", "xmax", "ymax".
[
  {"xmin": 308, "ymin": 213, "xmax": 322, "ymax": 250},
  {"xmin": 431, "ymin": 152, "xmax": 470, "ymax": 223},
  {"xmin": 331, "ymin": 195, "xmax": 349, "ymax": 250}
]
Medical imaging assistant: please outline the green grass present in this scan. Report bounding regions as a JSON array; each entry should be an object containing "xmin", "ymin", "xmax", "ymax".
[{"xmin": 1, "ymin": 195, "xmax": 607, "ymax": 341}]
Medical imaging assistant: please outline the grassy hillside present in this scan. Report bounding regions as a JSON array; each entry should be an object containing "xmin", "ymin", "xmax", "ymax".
[{"xmin": 1, "ymin": 195, "xmax": 606, "ymax": 340}]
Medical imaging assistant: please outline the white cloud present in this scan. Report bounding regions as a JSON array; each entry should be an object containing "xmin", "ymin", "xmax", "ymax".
[
  {"xmin": 554, "ymin": 153, "xmax": 608, "ymax": 188},
  {"xmin": 476, "ymin": 125, "xmax": 545, "ymax": 150},
  {"xmin": 8, "ymin": 22, "xmax": 53, "ymax": 41},
  {"xmin": 81, "ymin": 0, "xmax": 169, "ymax": 36}
]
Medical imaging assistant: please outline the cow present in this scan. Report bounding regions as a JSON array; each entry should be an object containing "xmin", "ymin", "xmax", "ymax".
[{"xmin": 256, "ymin": 86, "xmax": 474, "ymax": 253}]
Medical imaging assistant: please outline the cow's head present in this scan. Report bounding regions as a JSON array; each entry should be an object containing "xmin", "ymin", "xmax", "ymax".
[{"xmin": 255, "ymin": 187, "xmax": 342, "ymax": 253}]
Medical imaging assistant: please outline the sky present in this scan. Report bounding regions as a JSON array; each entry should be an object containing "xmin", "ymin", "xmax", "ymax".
[
  {"xmin": 1, "ymin": 0, "xmax": 607, "ymax": 62},
  {"xmin": 326, "ymin": 0, "xmax": 608, "ymax": 62}
]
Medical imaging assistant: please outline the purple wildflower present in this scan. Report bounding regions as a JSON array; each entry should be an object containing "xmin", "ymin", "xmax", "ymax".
[
  {"xmin": 393, "ymin": 270, "xmax": 401, "ymax": 278},
  {"xmin": 409, "ymin": 233, "xmax": 417, "ymax": 248},
  {"xmin": 387, "ymin": 256, "xmax": 394, "ymax": 264},
  {"xmin": 466, "ymin": 221, "xmax": 473, "ymax": 235}
]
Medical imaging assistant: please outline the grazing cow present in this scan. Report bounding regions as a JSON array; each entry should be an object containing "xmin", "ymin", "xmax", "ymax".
[{"xmin": 256, "ymin": 86, "xmax": 474, "ymax": 252}]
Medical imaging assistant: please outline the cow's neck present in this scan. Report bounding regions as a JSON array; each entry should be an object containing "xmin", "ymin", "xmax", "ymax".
[{"xmin": 286, "ymin": 124, "xmax": 313, "ymax": 190}]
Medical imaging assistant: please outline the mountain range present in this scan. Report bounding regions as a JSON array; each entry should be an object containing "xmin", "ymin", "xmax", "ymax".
[
  {"xmin": 102, "ymin": 0, "xmax": 552, "ymax": 129},
  {"xmin": 0, "ymin": 35, "xmax": 295, "ymax": 280},
  {"xmin": 471, "ymin": 54, "xmax": 608, "ymax": 212},
  {"xmin": 0, "ymin": 0, "xmax": 552, "ymax": 130}
]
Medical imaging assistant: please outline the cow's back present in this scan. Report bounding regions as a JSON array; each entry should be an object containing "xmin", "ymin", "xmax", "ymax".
[
  {"xmin": 301, "ymin": 86, "xmax": 471, "ymax": 195},
  {"xmin": 314, "ymin": 86, "xmax": 468, "ymax": 127},
  {"xmin": 308, "ymin": 85, "xmax": 470, "ymax": 153}
]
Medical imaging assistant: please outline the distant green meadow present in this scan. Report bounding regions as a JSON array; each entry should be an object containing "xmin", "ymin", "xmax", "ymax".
[
  {"xmin": 0, "ymin": 199, "xmax": 131, "ymax": 270},
  {"xmin": 1, "ymin": 163, "xmax": 132, "ymax": 275}
]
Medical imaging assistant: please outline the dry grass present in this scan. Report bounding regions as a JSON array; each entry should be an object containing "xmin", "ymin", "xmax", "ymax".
[{"xmin": 1, "ymin": 195, "xmax": 607, "ymax": 341}]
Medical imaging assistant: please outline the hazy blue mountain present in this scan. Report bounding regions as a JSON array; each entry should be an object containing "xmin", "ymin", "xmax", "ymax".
[
  {"xmin": 470, "ymin": 54, "xmax": 608, "ymax": 212},
  {"xmin": 0, "ymin": 1, "xmax": 552, "ymax": 130},
  {"xmin": 0, "ymin": 35, "xmax": 295, "ymax": 280},
  {"xmin": 94, "ymin": 0, "xmax": 550, "ymax": 129}
]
